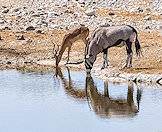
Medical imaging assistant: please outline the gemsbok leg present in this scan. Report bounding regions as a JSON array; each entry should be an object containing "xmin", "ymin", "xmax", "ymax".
[
  {"xmin": 102, "ymin": 48, "xmax": 109, "ymax": 69},
  {"xmin": 125, "ymin": 39, "xmax": 133, "ymax": 68}
]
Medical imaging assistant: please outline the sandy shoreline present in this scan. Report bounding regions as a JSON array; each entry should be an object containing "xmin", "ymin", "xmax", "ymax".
[{"xmin": 0, "ymin": 29, "xmax": 162, "ymax": 84}]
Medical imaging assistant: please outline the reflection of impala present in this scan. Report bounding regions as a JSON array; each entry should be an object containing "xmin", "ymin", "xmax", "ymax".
[
  {"xmin": 86, "ymin": 75, "xmax": 142, "ymax": 118},
  {"xmin": 55, "ymin": 67, "xmax": 87, "ymax": 100}
]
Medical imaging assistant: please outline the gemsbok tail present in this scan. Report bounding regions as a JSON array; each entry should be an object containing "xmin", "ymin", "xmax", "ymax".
[
  {"xmin": 128, "ymin": 25, "xmax": 142, "ymax": 57},
  {"xmin": 135, "ymin": 34, "xmax": 142, "ymax": 57}
]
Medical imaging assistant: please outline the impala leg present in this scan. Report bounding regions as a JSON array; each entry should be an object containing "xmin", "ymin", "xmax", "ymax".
[
  {"xmin": 66, "ymin": 43, "xmax": 72, "ymax": 64},
  {"xmin": 83, "ymin": 38, "xmax": 89, "ymax": 59}
]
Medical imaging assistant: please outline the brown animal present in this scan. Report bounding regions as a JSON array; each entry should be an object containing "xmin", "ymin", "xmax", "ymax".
[{"xmin": 54, "ymin": 25, "xmax": 89, "ymax": 66}]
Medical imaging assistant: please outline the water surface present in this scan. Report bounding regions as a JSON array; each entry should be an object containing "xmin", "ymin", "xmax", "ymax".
[{"xmin": 0, "ymin": 68, "xmax": 162, "ymax": 132}]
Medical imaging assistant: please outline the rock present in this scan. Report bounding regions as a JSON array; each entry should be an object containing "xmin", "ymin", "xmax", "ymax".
[
  {"xmin": 2, "ymin": 9, "xmax": 9, "ymax": 13},
  {"xmin": 144, "ymin": 16, "xmax": 151, "ymax": 21},
  {"xmin": 146, "ymin": 8, "xmax": 151, "ymax": 12},
  {"xmin": 48, "ymin": 24, "xmax": 60, "ymax": 29},
  {"xmin": 100, "ymin": 23, "xmax": 110, "ymax": 27},
  {"xmin": 2, "ymin": 26, "xmax": 11, "ymax": 30},
  {"xmin": 64, "ymin": 9, "xmax": 74, "ymax": 14},
  {"xmin": 0, "ymin": 19, "xmax": 5, "ymax": 24},
  {"xmin": 13, "ymin": 8, "xmax": 21, "ymax": 12},
  {"xmin": 26, "ymin": 26, "xmax": 35, "ymax": 31},
  {"xmin": 109, "ymin": 12, "xmax": 115, "ymax": 16},
  {"xmin": 36, "ymin": 29, "xmax": 44, "ymax": 34},
  {"xmin": 32, "ymin": 14, "xmax": 41, "ymax": 17},
  {"xmin": 78, "ymin": 0, "xmax": 86, "ymax": 4},
  {"xmin": 16, "ymin": 35, "xmax": 25, "ymax": 40},
  {"xmin": 85, "ymin": 9, "xmax": 96, "ymax": 16},
  {"xmin": 2, "ymin": 6, "xmax": 7, "ymax": 8},
  {"xmin": 25, "ymin": 38, "xmax": 32, "ymax": 43},
  {"xmin": 48, "ymin": 12, "xmax": 60, "ymax": 18},
  {"xmin": 137, "ymin": 7, "xmax": 143, "ymax": 13},
  {"xmin": 6, "ymin": 61, "xmax": 11, "ymax": 64},
  {"xmin": 145, "ymin": 26, "xmax": 151, "ymax": 29},
  {"xmin": 41, "ymin": 20, "xmax": 48, "ymax": 27},
  {"xmin": 29, "ymin": 10, "xmax": 35, "ymax": 15}
]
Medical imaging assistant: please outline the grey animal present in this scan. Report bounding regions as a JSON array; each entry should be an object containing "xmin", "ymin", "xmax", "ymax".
[
  {"xmin": 85, "ymin": 25, "xmax": 142, "ymax": 74},
  {"xmin": 86, "ymin": 75, "xmax": 142, "ymax": 118}
]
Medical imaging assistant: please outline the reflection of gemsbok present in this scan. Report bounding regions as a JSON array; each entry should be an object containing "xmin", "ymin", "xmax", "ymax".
[{"xmin": 86, "ymin": 75, "xmax": 142, "ymax": 118}]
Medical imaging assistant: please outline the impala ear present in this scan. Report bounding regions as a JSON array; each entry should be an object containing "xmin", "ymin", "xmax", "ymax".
[
  {"xmin": 86, "ymin": 37, "xmax": 90, "ymax": 42},
  {"xmin": 85, "ymin": 37, "xmax": 90, "ymax": 47}
]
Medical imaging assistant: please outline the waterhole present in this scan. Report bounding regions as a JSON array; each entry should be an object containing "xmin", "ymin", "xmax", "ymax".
[{"xmin": 0, "ymin": 67, "xmax": 162, "ymax": 132}]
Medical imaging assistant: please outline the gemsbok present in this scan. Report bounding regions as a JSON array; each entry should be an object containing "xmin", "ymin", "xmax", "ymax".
[
  {"xmin": 54, "ymin": 25, "xmax": 89, "ymax": 67},
  {"xmin": 85, "ymin": 25, "xmax": 142, "ymax": 74}
]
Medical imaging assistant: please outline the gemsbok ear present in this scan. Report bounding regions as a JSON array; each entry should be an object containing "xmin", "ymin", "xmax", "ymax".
[{"xmin": 96, "ymin": 34, "xmax": 103, "ymax": 44}]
